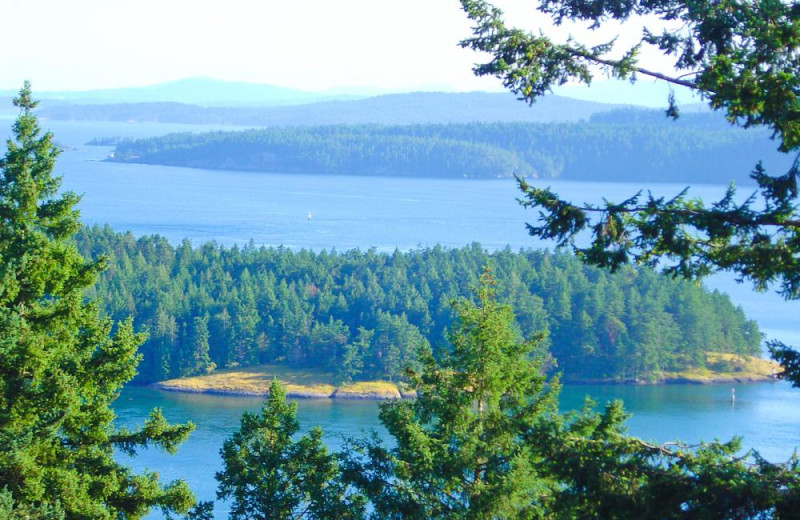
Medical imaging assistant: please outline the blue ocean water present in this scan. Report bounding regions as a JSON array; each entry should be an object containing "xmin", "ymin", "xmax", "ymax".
[
  {"xmin": 116, "ymin": 381, "xmax": 800, "ymax": 518},
  {"xmin": 38, "ymin": 120, "xmax": 795, "ymax": 343},
  {"xmin": 7, "ymin": 119, "xmax": 799, "ymax": 517}
]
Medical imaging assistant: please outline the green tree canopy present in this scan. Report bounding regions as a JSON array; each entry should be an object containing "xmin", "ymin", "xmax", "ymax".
[
  {"xmin": 341, "ymin": 272, "xmax": 562, "ymax": 519},
  {"xmin": 78, "ymin": 226, "xmax": 760, "ymax": 385},
  {"xmin": 0, "ymin": 83, "xmax": 196, "ymax": 519},
  {"xmin": 215, "ymin": 380, "xmax": 366, "ymax": 520},
  {"xmin": 338, "ymin": 272, "xmax": 800, "ymax": 518},
  {"xmin": 459, "ymin": 0, "xmax": 800, "ymax": 383},
  {"xmin": 460, "ymin": 0, "xmax": 800, "ymax": 147}
]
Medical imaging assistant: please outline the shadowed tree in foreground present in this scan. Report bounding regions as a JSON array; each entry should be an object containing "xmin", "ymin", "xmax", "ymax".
[
  {"xmin": 337, "ymin": 272, "xmax": 800, "ymax": 518},
  {"xmin": 459, "ymin": 0, "xmax": 800, "ymax": 385},
  {"xmin": 214, "ymin": 379, "xmax": 366, "ymax": 520},
  {"xmin": 342, "ymin": 271, "xmax": 561, "ymax": 519},
  {"xmin": 0, "ymin": 83, "xmax": 196, "ymax": 519}
]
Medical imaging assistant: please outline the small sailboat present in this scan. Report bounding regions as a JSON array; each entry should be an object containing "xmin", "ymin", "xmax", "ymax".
[{"xmin": 307, "ymin": 211, "xmax": 312, "ymax": 221}]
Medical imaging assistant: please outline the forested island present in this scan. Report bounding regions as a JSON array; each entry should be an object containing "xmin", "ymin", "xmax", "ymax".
[
  {"xmin": 75, "ymin": 226, "xmax": 761, "ymax": 386},
  {"xmin": 107, "ymin": 113, "xmax": 791, "ymax": 183}
]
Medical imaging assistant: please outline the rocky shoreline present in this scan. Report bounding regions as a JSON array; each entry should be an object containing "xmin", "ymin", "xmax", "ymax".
[
  {"xmin": 153, "ymin": 373, "xmax": 778, "ymax": 400},
  {"xmin": 151, "ymin": 355, "xmax": 780, "ymax": 400},
  {"xmin": 659, "ymin": 374, "xmax": 778, "ymax": 385},
  {"xmin": 563, "ymin": 373, "xmax": 779, "ymax": 386},
  {"xmin": 153, "ymin": 381, "xmax": 413, "ymax": 400}
]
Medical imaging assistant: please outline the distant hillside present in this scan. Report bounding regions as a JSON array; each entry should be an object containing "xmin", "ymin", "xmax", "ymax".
[
  {"xmin": 39, "ymin": 91, "xmax": 623, "ymax": 126},
  {"xmin": 109, "ymin": 117, "xmax": 791, "ymax": 184},
  {"xmin": 553, "ymin": 78, "xmax": 701, "ymax": 107},
  {"xmin": 0, "ymin": 97, "xmax": 15, "ymax": 117},
  {"xmin": 3, "ymin": 77, "xmax": 707, "ymax": 108},
  {"xmin": 1, "ymin": 78, "xmax": 360, "ymax": 107}
]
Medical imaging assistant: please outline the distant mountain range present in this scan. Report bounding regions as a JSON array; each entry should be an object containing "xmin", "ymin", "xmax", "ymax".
[
  {"xmin": 0, "ymin": 77, "xmax": 707, "ymax": 108},
  {"xmin": 552, "ymin": 79, "xmax": 702, "ymax": 108},
  {"xmin": 33, "ymin": 91, "xmax": 632, "ymax": 127},
  {"xmin": 3, "ymin": 77, "xmax": 786, "ymax": 186},
  {"xmin": 0, "ymin": 78, "xmax": 368, "ymax": 107},
  {"xmin": 0, "ymin": 77, "xmax": 714, "ymax": 125}
]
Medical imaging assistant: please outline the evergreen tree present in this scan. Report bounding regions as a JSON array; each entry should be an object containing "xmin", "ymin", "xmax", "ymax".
[
  {"xmin": 342, "ymin": 271, "xmax": 561, "ymax": 519},
  {"xmin": 216, "ymin": 380, "xmax": 366, "ymax": 520},
  {"xmin": 336, "ymin": 271, "xmax": 800, "ymax": 518},
  {"xmin": 337, "ymin": 327, "xmax": 371, "ymax": 384},
  {"xmin": 539, "ymin": 399, "xmax": 800, "ymax": 519},
  {"xmin": 0, "ymin": 83, "xmax": 196, "ymax": 518},
  {"xmin": 75, "ymin": 228, "xmax": 762, "ymax": 384},
  {"xmin": 455, "ymin": 2, "xmax": 800, "ymax": 516},
  {"xmin": 184, "ymin": 315, "xmax": 214, "ymax": 376}
]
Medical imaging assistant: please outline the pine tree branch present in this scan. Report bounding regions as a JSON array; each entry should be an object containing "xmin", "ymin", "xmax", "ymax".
[
  {"xmin": 549, "ymin": 200, "xmax": 800, "ymax": 229},
  {"xmin": 563, "ymin": 45, "xmax": 704, "ymax": 91}
]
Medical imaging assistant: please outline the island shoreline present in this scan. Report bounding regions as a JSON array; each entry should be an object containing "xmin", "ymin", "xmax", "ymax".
[{"xmin": 151, "ymin": 372, "xmax": 780, "ymax": 400}]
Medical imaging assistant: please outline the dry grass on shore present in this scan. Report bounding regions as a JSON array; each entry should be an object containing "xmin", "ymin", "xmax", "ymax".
[
  {"xmin": 660, "ymin": 353, "xmax": 780, "ymax": 384},
  {"xmin": 335, "ymin": 381, "xmax": 403, "ymax": 399},
  {"xmin": 154, "ymin": 364, "xmax": 406, "ymax": 399},
  {"xmin": 155, "ymin": 364, "xmax": 337, "ymax": 397},
  {"xmin": 155, "ymin": 353, "xmax": 780, "ymax": 398}
]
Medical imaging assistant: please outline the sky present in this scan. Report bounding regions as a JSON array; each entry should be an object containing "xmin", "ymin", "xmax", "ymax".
[{"xmin": 0, "ymin": 0, "xmax": 693, "ymax": 103}]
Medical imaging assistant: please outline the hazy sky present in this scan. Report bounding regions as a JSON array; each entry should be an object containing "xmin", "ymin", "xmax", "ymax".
[
  {"xmin": 1, "ymin": 0, "xmax": 485, "ymax": 91},
  {"xmin": 1, "ymin": 0, "xmax": 683, "ymax": 99}
]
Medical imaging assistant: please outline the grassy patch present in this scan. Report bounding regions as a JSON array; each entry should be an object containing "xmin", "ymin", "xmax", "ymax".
[
  {"xmin": 155, "ymin": 364, "xmax": 336, "ymax": 398},
  {"xmin": 661, "ymin": 353, "xmax": 780, "ymax": 383},
  {"xmin": 335, "ymin": 381, "xmax": 402, "ymax": 399},
  {"xmin": 155, "ymin": 365, "xmax": 407, "ymax": 399},
  {"xmin": 155, "ymin": 353, "xmax": 780, "ymax": 397}
]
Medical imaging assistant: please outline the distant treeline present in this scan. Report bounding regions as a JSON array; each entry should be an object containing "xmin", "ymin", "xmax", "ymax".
[
  {"xmin": 75, "ymin": 226, "xmax": 760, "ymax": 385},
  {"xmin": 87, "ymin": 136, "xmax": 131, "ymax": 146},
  {"xmin": 108, "ymin": 116, "xmax": 790, "ymax": 183}
]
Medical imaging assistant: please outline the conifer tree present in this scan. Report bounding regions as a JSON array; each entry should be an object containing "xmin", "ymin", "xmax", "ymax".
[
  {"xmin": 455, "ymin": 3, "xmax": 800, "ymax": 517},
  {"xmin": 0, "ymin": 82, "xmax": 195, "ymax": 519},
  {"xmin": 216, "ymin": 380, "xmax": 366, "ymax": 520},
  {"xmin": 341, "ymin": 271, "xmax": 800, "ymax": 518},
  {"xmin": 342, "ymin": 271, "xmax": 561, "ymax": 519}
]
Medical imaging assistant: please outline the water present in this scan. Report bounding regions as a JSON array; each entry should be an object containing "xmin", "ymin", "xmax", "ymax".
[
  {"xmin": 37, "ymin": 120, "xmax": 796, "ymax": 344},
  {"xmin": 7, "ymin": 120, "xmax": 800, "ymax": 516},
  {"xmin": 116, "ymin": 382, "xmax": 800, "ymax": 518},
  {"xmin": 44, "ymin": 120, "xmax": 533, "ymax": 252},
  {"xmin": 114, "ymin": 387, "xmax": 386, "ymax": 517}
]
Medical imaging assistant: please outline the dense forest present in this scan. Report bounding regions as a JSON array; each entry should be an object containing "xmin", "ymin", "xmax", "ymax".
[
  {"xmin": 75, "ymin": 226, "xmax": 760, "ymax": 385},
  {"xmin": 108, "ymin": 115, "xmax": 790, "ymax": 183}
]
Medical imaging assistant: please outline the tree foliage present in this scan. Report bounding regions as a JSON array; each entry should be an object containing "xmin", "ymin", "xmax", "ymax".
[
  {"xmin": 339, "ymin": 273, "xmax": 800, "ymax": 518},
  {"xmin": 542, "ymin": 401, "xmax": 800, "ymax": 518},
  {"xmin": 202, "ymin": 273, "xmax": 797, "ymax": 518},
  {"xmin": 341, "ymin": 272, "xmax": 562, "ymax": 519},
  {"xmin": 75, "ymin": 227, "xmax": 760, "ymax": 384},
  {"xmin": 459, "ymin": 0, "xmax": 800, "ymax": 384},
  {"xmin": 215, "ymin": 380, "xmax": 365, "ymax": 520},
  {"xmin": 108, "ymin": 116, "xmax": 790, "ymax": 183},
  {"xmin": 0, "ymin": 83, "xmax": 195, "ymax": 519},
  {"xmin": 459, "ymin": 0, "xmax": 800, "ymax": 146}
]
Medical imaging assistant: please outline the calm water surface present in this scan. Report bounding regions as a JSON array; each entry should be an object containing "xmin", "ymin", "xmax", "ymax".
[
  {"xmin": 117, "ymin": 383, "xmax": 800, "ymax": 518},
  {"xmin": 7, "ymin": 120, "xmax": 799, "ymax": 517},
  {"xmin": 32, "ymin": 120, "xmax": 798, "ymax": 343}
]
